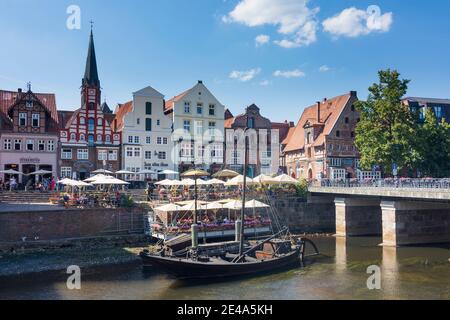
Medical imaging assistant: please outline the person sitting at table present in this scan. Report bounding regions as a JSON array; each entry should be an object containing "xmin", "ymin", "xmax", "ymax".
[{"xmin": 62, "ymin": 193, "xmax": 71, "ymax": 206}]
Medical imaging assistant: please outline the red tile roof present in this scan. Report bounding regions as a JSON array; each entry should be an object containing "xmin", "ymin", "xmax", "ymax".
[
  {"xmin": 112, "ymin": 101, "xmax": 133, "ymax": 132},
  {"xmin": 282, "ymin": 126, "xmax": 296, "ymax": 145},
  {"xmin": 164, "ymin": 89, "xmax": 190, "ymax": 113},
  {"xmin": 58, "ymin": 110, "xmax": 75, "ymax": 128},
  {"xmin": 284, "ymin": 93, "xmax": 352, "ymax": 152},
  {"xmin": 0, "ymin": 90, "xmax": 58, "ymax": 123},
  {"xmin": 224, "ymin": 117, "xmax": 235, "ymax": 129}
]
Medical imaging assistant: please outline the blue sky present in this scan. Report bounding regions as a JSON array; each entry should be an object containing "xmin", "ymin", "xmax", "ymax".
[{"xmin": 0, "ymin": 0, "xmax": 449, "ymax": 122}]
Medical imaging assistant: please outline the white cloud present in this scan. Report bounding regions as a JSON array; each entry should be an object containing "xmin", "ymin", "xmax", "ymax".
[
  {"xmin": 229, "ymin": 68, "xmax": 261, "ymax": 82},
  {"xmin": 323, "ymin": 6, "xmax": 393, "ymax": 38},
  {"xmin": 259, "ymin": 80, "xmax": 270, "ymax": 86},
  {"xmin": 319, "ymin": 65, "xmax": 330, "ymax": 72},
  {"xmin": 224, "ymin": 0, "xmax": 319, "ymax": 48},
  {"xmin": 273, "ymin": 69, "xmax": 305, "ymax": 78},
  {"xmin": 255, "ymin": 34, "xmax": 270, "ymax": 47}
]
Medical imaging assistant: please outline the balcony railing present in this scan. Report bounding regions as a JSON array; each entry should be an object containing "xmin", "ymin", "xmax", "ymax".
[{"xmin": 312, "ymin": 178, "xmax": 450, "ymax": 190}]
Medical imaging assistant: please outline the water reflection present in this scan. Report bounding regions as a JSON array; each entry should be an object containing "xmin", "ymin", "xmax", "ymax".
[
  {"xmin": 335, "ymin": 237, "xmax": 347, "ymax": 274},
  {"xmin": 381, "ymin": 246, "xmax": 400, "ymax": 299},
  {"xmin": 0, "ymin": 237, "xmax": 449, "ymax": 300}
]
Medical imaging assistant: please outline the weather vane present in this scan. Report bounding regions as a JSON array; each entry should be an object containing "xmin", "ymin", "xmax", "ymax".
[{"xmin": 90, "ymin": 20, "xmax": 94, "ymax": 31}]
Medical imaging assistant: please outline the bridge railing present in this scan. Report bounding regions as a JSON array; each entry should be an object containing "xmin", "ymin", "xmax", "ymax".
[{"xmin": 311, "ymin": 178, "xmax": 450, "ymax": 190}]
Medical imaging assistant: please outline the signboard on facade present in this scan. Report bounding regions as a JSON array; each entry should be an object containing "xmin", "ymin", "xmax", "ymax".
[{"xmin": 20, "ymin": 158, "xmax": 40, "ymax": 164}]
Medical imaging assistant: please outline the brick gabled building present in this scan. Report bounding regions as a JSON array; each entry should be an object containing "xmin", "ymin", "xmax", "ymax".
[
  {"xmin": 0, "ymin": 86, "xmax": 59, "ymax": 185},
  {"xmin": 224, "ymin": 104, "xmax": 282, "ymax": 177},
  {"xmin": 58, "ymin": 30, "xmax": 121, "ymax": 180},
  {"xmin": 284, "ymin": 91, "xmax": 362, "ymax": 181}
]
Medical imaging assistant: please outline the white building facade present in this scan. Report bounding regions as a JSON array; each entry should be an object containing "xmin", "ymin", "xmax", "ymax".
[
  {"xmin": 114, "ymin": 86, "xmax": 173, "ymax": 179},
  {"xmin": 164, "ymin": 81, "xmax": 225, "ymax": 174}
]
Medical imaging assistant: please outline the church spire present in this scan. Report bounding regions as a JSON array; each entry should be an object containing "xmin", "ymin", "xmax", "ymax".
[{"xmin": 82, "ymin": 27, "xmax": 100, "ymax": 88}]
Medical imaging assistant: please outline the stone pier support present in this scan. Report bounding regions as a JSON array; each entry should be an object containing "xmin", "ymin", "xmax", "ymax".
[
  {"xmin": 335, "ymin": 198, "xmax": 382, "ymax": 237},
  {"xmin": 381, "ymin": 200, "xmax": 450, "ymax": 246}
]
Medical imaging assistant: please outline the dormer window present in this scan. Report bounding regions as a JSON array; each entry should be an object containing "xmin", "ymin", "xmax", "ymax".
[{"xmin": 306, "ymin": 132, "xmax": 312, "ymax": 144}]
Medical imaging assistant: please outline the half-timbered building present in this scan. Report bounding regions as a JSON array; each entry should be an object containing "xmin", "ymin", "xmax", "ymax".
[{"xmin": 0, "ymin": 85, "xmax": 59, "ymax": 185}]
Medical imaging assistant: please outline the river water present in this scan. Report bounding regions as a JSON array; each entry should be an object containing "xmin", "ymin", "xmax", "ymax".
[{"xmin": 0, "ymin": 236, "xmax": 449, "ymax": 300}]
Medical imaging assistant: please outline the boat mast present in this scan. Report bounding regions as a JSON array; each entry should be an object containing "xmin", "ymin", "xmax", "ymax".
[
  {"xmin": 239, "ymin": 116, "xmax": 250, "ymax": 258},
  {"xmin": 191, "ymin": 175, "xmax": 199, "ymax": 249}
]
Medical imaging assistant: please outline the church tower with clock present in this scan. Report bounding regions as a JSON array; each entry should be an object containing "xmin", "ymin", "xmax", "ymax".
[
  {"xmin": 58, "ymin": 29, "xmax": 121, "ymax": 180},
  {"xmin": 81, "ymin": 29, "xmax": 101, "ymax": 114}
]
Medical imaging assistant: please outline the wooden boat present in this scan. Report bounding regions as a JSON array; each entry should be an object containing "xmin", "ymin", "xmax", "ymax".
[
  {"xmin": 140, "ymin": 126, "xmax": 318, "ymax": 280},
  {"xmin": 140, "ymin": 245, "xmax": 302, "ymax": 280}
]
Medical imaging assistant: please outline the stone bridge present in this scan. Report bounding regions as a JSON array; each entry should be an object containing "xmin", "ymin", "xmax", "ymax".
[{"xmin": 307, "ymin": 186, "xmax": 450, "ymax": 247}]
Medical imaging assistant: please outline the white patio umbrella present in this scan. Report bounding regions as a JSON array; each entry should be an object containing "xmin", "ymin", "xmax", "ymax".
[
  {"xmin": 139, "ymin": 169, "xmax": 158, "ymax": 175},
  {"xmin": 223, "ymin": 200, "xmax": 243, "ymax": 210},
  {"xmin": 180, "ymin": 178, "xmax": 196, "ymax": 186},
  {"xmin": 28, "ymin": 169, "xmax": 53, "ymax": 183},
  {"xmin": 245, "ymin": 199, "xmax": 270, "ymax": 218},
  {"xmin": 205, "ymin": 178, "xmax": 226, "ymax": 185},
  {"xmin": 179, "ymin": 200, "xmax": 209, "ymax": 211},
  {"xmin": 90, "ymin": 176, "xmax": 129, "ymax": 185},
  {"xmin": 224, "ymin": 175, "xmax": 255, "ymax": 186},
  {"xmin": 201, "ymin": 201, "xmax": 225, "ymax": 210},
  {"xmin": 154, "ymin": 203, "xmax": 183, "ymax": 212},
  {"xmin": 84, "ymin": 174, "xmax": 106, "ymax": 183},
  {"xmin": 28, "ymin": 169, "xmax": 53, "ymax": 176},
  {"xmin": 160, "ymin": 170, "xmax": 179, "ymax": 175},
  {"xmin": 245, "ymin": 199, "xmax": 270, "ymax": 208},
  {"xmin": 115, "ymin": 170, "xmax": 134, "ymax": 175},
  {"xmin": 57, "ymin": 178, "xmax": 73, "ymax": 185},
  {"xmin": 92, "ymin": 169, "xmax": 114, "ymax": 174},
  {"xmin": 273, "ymin": 174, "xmax": 299, "ymax": 184},
  {"xmin": 156, "ymin": 179, "xmax": 184, "ymax": 187},
  {"xmin": 253, "ymin": 174, "xmax": 277, "ymax": 184},
  {"xmin": 0, "ymin": 169, "xmax": 23, "ymax": 175}
]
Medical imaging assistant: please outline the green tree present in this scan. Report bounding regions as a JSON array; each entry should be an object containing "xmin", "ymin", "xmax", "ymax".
[
  {"xmin": 417, "ymin": 109, "xmax": 450, "ymax": 177},
  {"xmin": 355, "ymin": 69, "xmax": 419, "ymax": 175}
]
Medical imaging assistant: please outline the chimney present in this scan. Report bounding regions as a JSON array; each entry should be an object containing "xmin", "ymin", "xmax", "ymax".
[
  {"xmin": 198, "ymin": 80, "xmax": 203, "ymax": 84},
  {"xmin": 317, "ymin": 101, "xmax": 321, "ymax": 122},
  {"xmin": 350, "ymin": 90, "xmax": 357, "ymax": 97},
  {"xmin": 323, "ymin": 97, "xmax": 327, "ymax": 102},
  {"xmin": 18, "ymin": 88, "xmax": 22, "ymax": 93}
]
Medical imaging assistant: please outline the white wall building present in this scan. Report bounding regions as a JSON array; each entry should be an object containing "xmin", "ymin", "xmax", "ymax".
[
  {"xmin": 114, "ymin": 86, "xmax": 173, "ymax": 180},
  {"xmin": 164, "ymin": 81, "xmax": 225, "ymax": 173}
]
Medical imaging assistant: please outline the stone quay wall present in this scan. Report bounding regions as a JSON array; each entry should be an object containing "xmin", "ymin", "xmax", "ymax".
[
  {"xmin": 0, "ymin": 207, "xmax": 146, "ymax": 248},
  {"xmin": 268, "ymin": 195, "xmax": 335, "ymax": 233}
]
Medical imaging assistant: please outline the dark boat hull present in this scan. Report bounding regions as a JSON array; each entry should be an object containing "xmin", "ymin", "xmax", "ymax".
[{"xmin": 139, "ymin": 248, "xmax": 302, "ymax": 279}]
